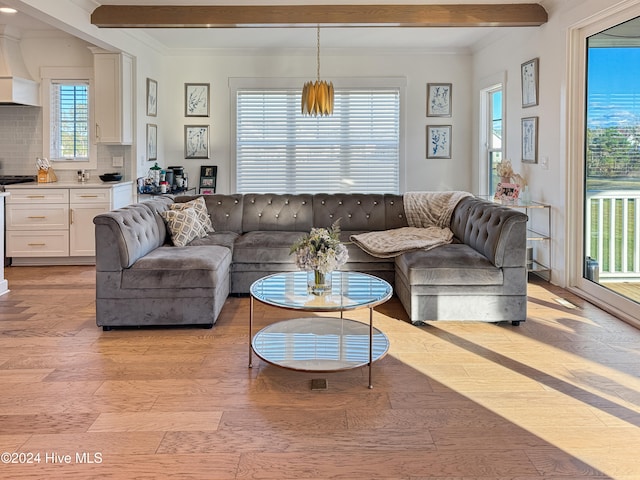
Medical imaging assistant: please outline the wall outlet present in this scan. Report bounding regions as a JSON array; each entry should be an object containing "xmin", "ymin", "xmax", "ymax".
[{"xmin": 112, "ymin": 156, "xmax": 124, "ymax": 167}]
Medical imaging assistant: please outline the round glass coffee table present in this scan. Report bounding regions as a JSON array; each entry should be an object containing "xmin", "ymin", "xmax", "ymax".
[{"xmin": 249, "ymin": 271, "xmax": 393, "ymax": 388}]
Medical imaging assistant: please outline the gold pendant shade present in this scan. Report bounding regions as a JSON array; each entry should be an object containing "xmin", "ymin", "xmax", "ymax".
[
  {"xmin": 302, "ymin": 26, "xmax": 334, "ymax": 116},
  {"xmin": 301, "ymin": 80, "xmax": 334, "ymax": 116}
]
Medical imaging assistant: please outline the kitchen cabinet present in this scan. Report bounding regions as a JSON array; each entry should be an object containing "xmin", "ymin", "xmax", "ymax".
[
  {"xmin": 5, "ymin": 189, "xmax": 70, "ymax": 257},
  {"xmin": 6, "ymin": 182, "xmax": 133, "ymax": 265},
  {"xmin": 93, "ymin": 51, "xmax": 133, "ymax": 145},
  {"xmin": 69, "ymin": 188, "xmax": 111, "ymax": 256}
]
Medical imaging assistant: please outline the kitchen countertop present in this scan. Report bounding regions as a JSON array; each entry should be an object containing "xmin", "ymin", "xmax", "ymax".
[{"xmin": 3, "ymin": 180, "xmax": 133, "ymax": 189}]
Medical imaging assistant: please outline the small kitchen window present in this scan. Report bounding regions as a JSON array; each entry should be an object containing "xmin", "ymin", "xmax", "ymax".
[
  {"xmin": 41, "ymin": 67, "xmax": 96, "ymax": 169},
  {"xmin": 50, "ymin": 81, "xmax": 89, "ymax": 161}
]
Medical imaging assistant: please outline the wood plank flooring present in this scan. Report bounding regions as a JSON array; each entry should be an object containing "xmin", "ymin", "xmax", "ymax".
[{"xmin": 0, "ymin": 266, "xmax": 639, "ymax": 479}]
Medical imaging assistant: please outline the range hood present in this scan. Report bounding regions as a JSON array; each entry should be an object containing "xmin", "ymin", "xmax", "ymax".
[{"xmin": 0, "ymin": 25, "xmax": 39, "ymax": 106}]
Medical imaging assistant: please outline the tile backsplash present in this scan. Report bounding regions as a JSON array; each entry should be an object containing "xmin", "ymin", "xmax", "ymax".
[{"xmin": 0, "ymin": 105, "xmax": 130, "ymax": 181}]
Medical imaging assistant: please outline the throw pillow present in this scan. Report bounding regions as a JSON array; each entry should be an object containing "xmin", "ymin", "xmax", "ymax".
[
  {"xmin": 170, "ymin": 196, "xmax": 214, "ymax": 232},
  {"xmin": 160, "ymin": 208, "xmax": 208, "ymax": 247}
]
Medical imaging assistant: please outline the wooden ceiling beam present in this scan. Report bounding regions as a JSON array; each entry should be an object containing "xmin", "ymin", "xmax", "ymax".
[{"xmin": 91, "ymin": 4, "xmax": 548, "ymax": 29}]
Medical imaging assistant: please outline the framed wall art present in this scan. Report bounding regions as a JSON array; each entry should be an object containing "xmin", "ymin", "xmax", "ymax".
[
  {"xmin": 426, "ymin": 125, "xmax": 452, "ymax": 159},
  {"xmin": 521, "ymin": 116, "xmax": 538, "ymax": 164},
  {"xmin": 184, "ymin": 125, "xmax": 210, "ymax": 159},
  {"xmin": 199, "ymin": 188, "xmax": 215, "ymax": 195},
  {"xmin": 146, "ymin": 78, "xmax": 157, "ymax": 117},
  {"xmin": 521, "ymin": 58, "xmax": 539, "ymax": 108},
  {"xmin": 185, "ymin": 83, "xmax": 210, "ymax": 117},
  {"xmin": 426, "ymin": 83, "xmax": 452, "ymax": 117},
  {"xmin": 146, "ymin": 123, "xmax": 157, "ymax": 161}
]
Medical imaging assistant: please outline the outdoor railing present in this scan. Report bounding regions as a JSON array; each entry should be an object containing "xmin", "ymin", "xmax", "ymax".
[{"xmin": 585, "ymin": 190, "xmax": 640, "ymax": 281}]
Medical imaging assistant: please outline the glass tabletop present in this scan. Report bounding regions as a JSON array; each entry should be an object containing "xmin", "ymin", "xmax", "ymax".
[
  {"xmin": 251, "ymin": 317, "xmax": 389, "ymax": 372},
  {"xmin": 250, "ymin": 271, "xmax": 393, "ymax": 312}
]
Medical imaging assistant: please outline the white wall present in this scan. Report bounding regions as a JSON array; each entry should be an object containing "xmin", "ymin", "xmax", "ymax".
[{"xmin": 155, "ymin": 50, "xmax": 473, "ymax": 194}]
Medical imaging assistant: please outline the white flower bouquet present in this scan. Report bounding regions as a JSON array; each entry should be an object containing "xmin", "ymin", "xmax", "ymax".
[
  {"xmin": 290, "ymin": 220, "xmax": 348, "ymax": 274},
  {"xmin": 495, "ymin": 159, "xmax": 514, "ymax": 180}
]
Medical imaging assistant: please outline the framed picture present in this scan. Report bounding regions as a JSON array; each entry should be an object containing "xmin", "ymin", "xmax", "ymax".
[
  {"xmin": 146, "ymin": 124, "xmax": 157, "ymax": 161},
  {"xmin": 201, "ymin": 165, "xmax": 217, "ymax": 178},
  {"xmin": 521, "ymin": 58, "xmax": 539, "ymax": 108},
  {"xmin": 494, "ymin": 182, "xmax": 521, "ymax": 203},
  {"xmin": 426, "ymin": 125, "xmax": 452, "ymax": 159},
  {"xmin": 184, "ymin": 125, "xmax": 210, "ymax": 159},
  {"xmin": 146, "ymin": 78, "xmax": 157, "ymax": 116},
  {"xmin": 426, "ymin": 83, "xmax": 452, "ymax": 117},
  {"xmin": 521, "ymin": 116, "xmax": 538, "ymax": 163},
  {"xmin": 199, "ymin": 165, "xmax": 217, "ymax": 193},
  {"xmin": 185, "ymin": 83, "xmax": 210, "ymax": 117},
  {"xmin": 199, "ymin": 188, "xmax": 215, "ymax": 195}
]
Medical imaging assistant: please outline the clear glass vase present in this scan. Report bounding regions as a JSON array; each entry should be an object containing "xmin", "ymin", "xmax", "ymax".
[{"xmin": 307, "ymin": 270, "xmax": 332, "ymax": 295}]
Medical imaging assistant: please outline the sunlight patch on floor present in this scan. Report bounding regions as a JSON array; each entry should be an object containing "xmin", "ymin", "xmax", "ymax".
[{"xmin": 379, "ymin": 313, "xmax": 640, "ymax": 480}]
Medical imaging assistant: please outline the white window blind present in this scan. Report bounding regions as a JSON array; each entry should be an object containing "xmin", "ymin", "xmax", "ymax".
[
  {"xmin": 236, "ymin": 88, "xmax": 400, "ymax": 194},
  {"xmin": 50, "ymin": 81, "xmax": 89, "ymax": 161}
]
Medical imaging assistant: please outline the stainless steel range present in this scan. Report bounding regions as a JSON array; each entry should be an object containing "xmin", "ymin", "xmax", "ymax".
[
  {"xmin": 0, "ymin": 175, "xmax": 38, "ymax": 189},
  {"xmin": 1, "ymin": 175, "xmax": 38, "ymax": 266}
]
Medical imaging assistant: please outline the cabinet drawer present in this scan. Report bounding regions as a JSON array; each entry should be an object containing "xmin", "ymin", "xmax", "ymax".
[
  {"xmin": 6, "ymin": 204, "xmax": 69, "ymax": 230},
  {"xmin": 5, "ymin": 188, "xmax": 69, "ymax": 204},
  {"xmin": 70, "ymin": 188, "xmax": 112, "ymax": 204},
  {"xmin": 6, "ymin": 231, "xmax": 69, "ymax": 257}
]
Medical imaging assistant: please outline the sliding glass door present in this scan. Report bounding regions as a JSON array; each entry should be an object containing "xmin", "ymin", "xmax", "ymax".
[{"xmin": 584, "ymin": 17, "xmax": 640, "ymax": 305}]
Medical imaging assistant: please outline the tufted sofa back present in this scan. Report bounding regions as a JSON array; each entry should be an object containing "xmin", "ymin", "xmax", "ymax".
[
  {"xmin": 175, "ymin": 194, "xmax": 244, "ymax": 233},
  {"xmin": 450, "ymin": 196, "xmax": 527, "ymax": 267},
  {"xmin": 312, "ymin": 193, "xmax": 389, "ymax": 231},
  {"xmin": 94, "ymin": 203, "xmax": 167, "ymax": 270},
  {"xmin": 240, "ymin": 194, "xmax": 314, "ymax": 232}
]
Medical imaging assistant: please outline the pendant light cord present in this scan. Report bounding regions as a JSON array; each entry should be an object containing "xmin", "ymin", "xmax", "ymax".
[{"xmin": 316, "ymin": 25, "xmax": 321, "ymax": 82}]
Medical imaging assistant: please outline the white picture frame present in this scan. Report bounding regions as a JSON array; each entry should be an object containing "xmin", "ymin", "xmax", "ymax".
[
  {"xmin": 146, "ymin": 124, "xmax": 157, "ymax": 161},
  {"xmin": 184, "ymin": 125, "xmax": 210, "ymax": 159},
  {"xmin": 426, "ymin": 125, "xmax": 452, "ymax": 159},
  {"xmin": 521, "ymin": 58, "xmax": 539, "ymax": 108},
  {"xmin": 426, "ymin": 83, "xmax": 452, "ymax": 117},
  {"xmin": 185, "ymin": 83, "xmax": 210, "ymax": 117},
  {"xmin": 146, "ymin": 78, "xmax": 157, "ymax": 117},
  {"xmin": 521, "ymin": 116, "xmax": 538, "ymax": 164}
]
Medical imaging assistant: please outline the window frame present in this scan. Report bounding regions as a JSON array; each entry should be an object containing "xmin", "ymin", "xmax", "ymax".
[
  {"xmin": 41, "ymin": 67, "xmax": 96, "ymax": 170},
  {"xmin": 230, "ymin": 77, "xmax": 406, "ymax": 194},
  {"xmin": 478, "ymin": 72, "xmax": 507, "ymax": 196}
]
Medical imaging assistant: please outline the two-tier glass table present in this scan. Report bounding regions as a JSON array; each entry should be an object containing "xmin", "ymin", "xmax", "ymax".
[{"xmin": 249, "ymin": 271, "xmax": 393, "ymax": 388}]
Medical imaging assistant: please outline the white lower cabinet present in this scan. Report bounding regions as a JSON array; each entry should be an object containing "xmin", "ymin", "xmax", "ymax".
[
  {"xmin": 6, "ymin": 183, "xmax": 132, "ymax": 264},
  {"xmin": 70, "ymin": 189, "xmax": 111, "ymax": 256}
]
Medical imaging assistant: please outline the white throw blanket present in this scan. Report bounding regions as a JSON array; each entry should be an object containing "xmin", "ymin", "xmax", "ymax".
[{"xmin": 349, "ymin": 191, "xmax": 472, "ymax": 258}]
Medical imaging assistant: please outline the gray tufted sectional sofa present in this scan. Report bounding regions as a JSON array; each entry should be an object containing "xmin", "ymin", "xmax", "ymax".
[{"xmin": 93, "ymin": 193, "xmax": 528, "ymax": 330}]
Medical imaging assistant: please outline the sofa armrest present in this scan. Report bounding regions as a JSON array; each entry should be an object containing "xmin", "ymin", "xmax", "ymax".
[
  {"xmin": 451, "ymin": 197, "xmax": 528, "ymax": 268},
  {"xmin": 94, "ymin": 203, "xmax": 167, "ymax": 270}
]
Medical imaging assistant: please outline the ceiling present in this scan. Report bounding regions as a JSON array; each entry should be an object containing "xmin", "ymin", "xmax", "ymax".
[{"xmin": 0, "ymin": 1, "xmax": 553, "ymax": 53}]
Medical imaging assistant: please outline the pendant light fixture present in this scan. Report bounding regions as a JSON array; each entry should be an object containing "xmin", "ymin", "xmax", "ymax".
[{"xmin": 301, "ymin": 25, "xmax": 333, "ymax": 116}]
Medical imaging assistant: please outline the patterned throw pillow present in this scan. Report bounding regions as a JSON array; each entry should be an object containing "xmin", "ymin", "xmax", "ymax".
[
  {"xmin": 160, "ymin": 208, "xmax": 208, "ymax": 247},
  {"xmin": 170, "ymin": 196, "xmax": 214, "ymax": 232}
]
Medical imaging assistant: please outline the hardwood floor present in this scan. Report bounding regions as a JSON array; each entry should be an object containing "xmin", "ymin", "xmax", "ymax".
[{"xmin": 0, "ymin": 266, "xmax": 639, "ymax": 479}]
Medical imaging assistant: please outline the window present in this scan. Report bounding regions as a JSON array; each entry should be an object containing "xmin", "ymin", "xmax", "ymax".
[
  {"xmin": 487, "ymin": 86, "xmax": 504, "ymax": 194},
  {"xmin": 41, "ymin": 67, "xmax": 96, "ymax": 170},
  {"xmin": 235, "ymin": 84, "xmax": 401, "ymax": 194},
  {"xmin": 479, "ymin": 74, "xmax": 505, "ymax": 196},
  {"xmin": 50, "ymin": 81, "xmax": 89, "ymax": 161}
]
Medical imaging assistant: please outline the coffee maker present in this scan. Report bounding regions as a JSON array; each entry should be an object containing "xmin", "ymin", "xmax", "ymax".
[{"xmin": 167, "ymin": 166, "xmax": 184, "ymax": 192}]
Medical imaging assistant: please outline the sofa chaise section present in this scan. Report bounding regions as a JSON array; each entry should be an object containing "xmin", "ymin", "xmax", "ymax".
[
  {"xmin": 394, "ymin": 196, "xmax": 528, "ymax": 325},
  {"xmin": 94, "ymin": 199, "xmax": 231, "ymax": 329}
]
